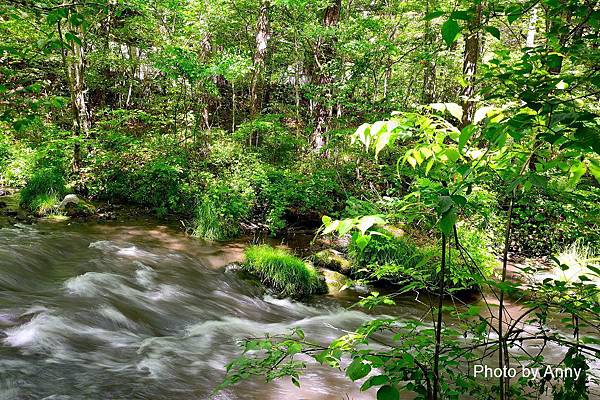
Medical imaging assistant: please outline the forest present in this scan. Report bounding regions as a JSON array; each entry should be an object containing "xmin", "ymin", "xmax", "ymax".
[{"xmin": 1, "ymin": 0, "xmax": 600, "ymax": 399}]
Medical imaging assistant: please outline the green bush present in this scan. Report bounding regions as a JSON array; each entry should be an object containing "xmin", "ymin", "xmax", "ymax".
[
  {"xmin": 234, "ymin": 115, "xmax": 300, "ymax": 164},
  {"xmin": 256, "ymin": 167, "xmax": 342, "ymax": 234},
  {"xmin": 19, "ymin": 168, "xmax": 67, "ymax": 211},
  {"xmin": 243, "ymin": 245, "xmax": 326, "ymax": 298},
  {"xmin": 348, "ymin": 226, "xmax": 496, "ymax": 289},
  {"xmin": 445, "ymin": 226, "xmax": 497, "ymax": 288},
  {"xmin": 193, "ymin": 175, "xmax": 256, "ymax": 240},
  {"xmin": 89, "ymin": 141, "xmax": 193, "ymax": 216},
  {"xmin": 349, "ymin": 231, "xmax": 436, "ymax": 284},
  {"xmin": 510, "ymin": 186, "xmax": 600, "ymax": 256}
]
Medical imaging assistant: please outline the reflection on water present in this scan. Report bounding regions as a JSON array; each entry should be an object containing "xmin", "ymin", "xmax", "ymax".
[{"xmin": 0, "ymin": 221, "xmax": 381, "ymax": 399}]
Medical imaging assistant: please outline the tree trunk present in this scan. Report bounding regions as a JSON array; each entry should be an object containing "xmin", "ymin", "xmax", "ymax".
[
  {"xmin": 310, "ymin": 0, "xmax": 341, "ymax": 152},
  {"xmin": 57, "ymin": 12, "xmax": 90, "ymax": 173},
  {"xmin": 460, "ymin": 3, "xmax": 482, "ymax": 128},
  {"xmin": 422, "ymin": 0, "xmax": 436, "ymax": 104},
  {"xmin": 249, "ymin": 0, "xmax": 270, "ymax": 116},
  {"xmin": 432, "ymin": 233, "xmax": 447, "ymax": 400},
  {"xmin": 526, "ymin": 6, "xmax": 538, "ymax": 48}
]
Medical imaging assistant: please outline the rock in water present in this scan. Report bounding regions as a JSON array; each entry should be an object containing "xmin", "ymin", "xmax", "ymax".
[
  {"xmin": 58, "ymin": 194, "xmax": 96, "ymax": 217},
  {"xmin": 312, "ymin": 249, "xmax": 352, "ymax": 274}
]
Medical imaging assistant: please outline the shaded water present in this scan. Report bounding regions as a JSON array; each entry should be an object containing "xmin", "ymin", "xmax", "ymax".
[
  {"xmin": 0, "ymin": 220, "xmax": 396, "ymax": 399},
  {"xmin": 1, "ymin": 219, "xmax": 599, "ymax": 399}
]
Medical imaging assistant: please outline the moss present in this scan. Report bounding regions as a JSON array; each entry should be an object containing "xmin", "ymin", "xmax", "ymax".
[
  {"xmin": 243, "ymin": 245, "xmax": 326, "ymax": 298},
  {"xmin": 312, "ymin": 249, "xmax": 352, "ymax": 274}
]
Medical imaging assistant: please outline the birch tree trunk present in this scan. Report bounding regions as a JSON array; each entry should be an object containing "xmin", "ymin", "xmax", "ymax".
[
  {"xmin": 249, "ymin": 0, "xmax": 270, "ymax": 116},
  {"xmin": 57, "ymin": 10, "xmax": 90, "ymax": 172},
  {"xmin": 526, "ymin": 6, "xmax": 538, "ymax": 48},
  {"xmin": 460, "ymin": 3, "xmax": 482, "ymax": 128},
  {"xmin": 310, "ymin": 0, "xmax": 341, "ymax": 152}
]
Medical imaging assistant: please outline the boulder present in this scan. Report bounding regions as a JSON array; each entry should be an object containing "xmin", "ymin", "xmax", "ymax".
[
  {"xmin": 312, "ymin": 249, "xmax": 352, "ymax": 274},
  {"xmin": 320, "ymin": 268, "xmax": 352, "ymax": 294},
  {"xmin": 58, "ymin": 194, "xmax": 96, "ymax": 217}
]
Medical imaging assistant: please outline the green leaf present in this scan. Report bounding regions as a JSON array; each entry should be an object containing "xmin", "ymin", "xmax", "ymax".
[
  {"xmin": 567, "ymin": 161, "xmax": 586, "ymax": 188},
  {"xmin": 355, "ymin": 234, "xmax": 372, "ymax": 251},
  {"xmin": 377, "ymin": 385, "xmax": 400, "ymax": 400},
  {"xmin": 459, "ymin": 125, "xmax": 476, "ymax": 152},
  {"xmin": 588, "ymin": 159, "xmax": 600, "ymax": 183},
  {"xmin": 338, "ymin": 219, "xmax": 355, "ymax": 236},
  {"xmin": 64, "ymin": 32, "xmax": 82, "ymax": 46},
  {"xmin": 444, "ymin": 148, "xmax": 460, "ymax": 162},
  {"xmin": 424, "ymin": 11, "xmax": 444, "ymax": 20},
  {"xmin": 485, "ymin": 26, "xmax": 500, "ymax": 39},
  {"xmin": 439, "ymin": 209, "xmax": 457, "ymax": 236},
  {"xmin": 287, "ymin": 343, "xmax": 302, "ymax": 354},
  {"xmin": 441, "ymin": 19, "xmax": 461, "ymax": 47},
  {"xmin": 358, "ymin": 215, "xmax": 385, "ymax": 234},
  {"xmin": 346, "ymin": 358, "xmax": 371, "ymax": 381},
  {"xmin": 430, "ymin": 102, "xmax": 463, "ymax": 121},
  {"xmin": 375, "ymin": 127, "xmax": 392, "ymax": 158},
  {"xmin": 322, "ymin": 219, "xmax": 340, "ymax": 235},
  {"xmin": 360, "ymin": 375, "xmax": 389, "ymax": 391}
]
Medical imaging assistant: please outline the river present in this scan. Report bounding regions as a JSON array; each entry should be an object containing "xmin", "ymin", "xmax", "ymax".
[
  {"xmin": 0, "ymin": 218, "xmax": 397, "ymax": 399},
  {"xmin": 1, "ymin": 215, "xmax": 598, "ymax": 399}
]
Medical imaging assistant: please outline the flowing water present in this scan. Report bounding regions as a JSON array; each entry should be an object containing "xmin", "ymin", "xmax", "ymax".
[
  {"xmin": 1, "ymin": 217, "xmax": 599, "ymax": 399},
  {"xmin": 0, "ymin": 219, "xmax": 398, "ymax": 399}
]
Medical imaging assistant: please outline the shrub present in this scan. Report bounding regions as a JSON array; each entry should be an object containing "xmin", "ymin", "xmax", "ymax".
[
  {"xmin": 193, "ymin": 177, "xmax": 255, "ymax": 240},
  {"xmin": 19, "ymin": 168, "xmax": 67, "ymax": 211},
  {"xmin": 349, "ymin": 231, "xmax": 436, "ymax": 285},
  {"xmin": 233, "ymin": 115, "xmax": 300, "ymax": 164},
  {"xmin": 446, "ymin": 226, "xmax": 497, "ymax": 288},
  {"xmin": 348, "ymin": 226, "xmax": 496, "ymax": 289},
  {"xmin": 243, "ymin": 245, "xmax": 326, "ymax": 298}
]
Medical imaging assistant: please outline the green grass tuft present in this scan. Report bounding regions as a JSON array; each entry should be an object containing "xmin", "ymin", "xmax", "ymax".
[
  {"xmin": 243, "ymin": 245, "xmax": 326, "ymax": 298},
  {"xmin": 28, "ymin": 193, "xmax": 62, "ymax": 216},
  {"xmin": 19, "ymin": 168, "xmax": 67, "ymax": 210},
  {"xmin": 192, "ymin": 196, "xmax": 228, "ymax": 240}
]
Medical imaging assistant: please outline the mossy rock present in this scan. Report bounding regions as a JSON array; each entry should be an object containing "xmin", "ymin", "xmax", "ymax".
[
  {"xmin": 312, "ymin": 249, "xmax": 352, "ymax": 274},
  {"xmin": 59, "ymin": 194, "xmax": 96, "ymax": 217},
  {"xmin": 243, "ymin": 245, "xmax": 327, "ymax": 298},
  {"xmin": 320, "ymin": 268, "xmax": 351, "ymax": 294}
]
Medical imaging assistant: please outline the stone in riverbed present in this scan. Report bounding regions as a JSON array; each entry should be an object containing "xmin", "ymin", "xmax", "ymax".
[
  {"xmin": 312, "ymin": 249, "xmax": 352, "ymax": 274},
  {"xmin": 320, "ymin": 268, "xmax": 352, "ymax": 294},
  {"xmin": 58, "ymin": 194, "xmax": 96, "ymax": 217}
]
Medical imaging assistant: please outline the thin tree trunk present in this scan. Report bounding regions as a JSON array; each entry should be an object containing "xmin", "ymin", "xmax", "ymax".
[
  {"xmin": 232, "ymin": 82, "xmax": 236, "ymax": 132},
  {"xmin": 249, "ymin": 0, "xmax": 270, "ymax": 116},
  {"xmin": 422, "ymin": 0, "xmax": 436, "ymax": 104},
  {"xmin": 57, "ymin": 12, "xmax": 89, "ymax": 173},
  {"xmin": 433, "ymin": 233, "xmax": 447, "ymax": 400},
  {"xmin": 526, "ymin": 6, "xmax": 538, "ymax": 47},
  {"xmin": 498, "ymin": 194, "xmax": 514, "ymax": 400},
  {"xmin": 460, "ymin": 3, "xmax": 483, "ymax": 128},
  {"xmin": 310, "ymin": 0, "xmax": 341, "ymax": 152}
]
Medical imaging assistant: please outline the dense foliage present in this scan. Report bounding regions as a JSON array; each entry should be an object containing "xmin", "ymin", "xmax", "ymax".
[{"xmin": 2, "ymin": 0, "xmax": 600, "ymax": 398}]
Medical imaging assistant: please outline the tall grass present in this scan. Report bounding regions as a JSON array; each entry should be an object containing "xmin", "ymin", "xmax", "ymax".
[
  {"xmin": 19, "ymin": 168, "xmax": 67, "ymax": 215},
  {"xmin": 243, "ymin": 245, "xmax": 326, "ymax": 297},
  {"xmin": 192, "ymin": 196, "xmax": 227, "ymax": 240},
  {"xmin": 554, "ymin": 239, "xmax": 600, "ymax": 283}
]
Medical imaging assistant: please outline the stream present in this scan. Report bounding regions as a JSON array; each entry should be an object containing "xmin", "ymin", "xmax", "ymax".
[
  {"xmin": 0, "ymin": 215, "xmax": 598, "ymax": 399},
  {"xmin": 0, "ymin": 218, "xmax": 392, "ymax": 399}
]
